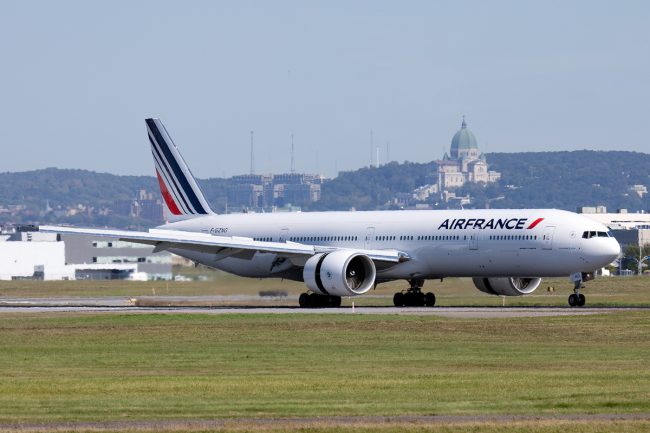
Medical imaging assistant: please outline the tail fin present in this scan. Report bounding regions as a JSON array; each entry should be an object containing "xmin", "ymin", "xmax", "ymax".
[{"xmin": 145, "ymin": 118, "xmax": 214, "ymax": 221}]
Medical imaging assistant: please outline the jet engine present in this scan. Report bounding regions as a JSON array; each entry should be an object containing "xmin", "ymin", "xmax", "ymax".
[
  {"xmin": 472, "ymin": 277, "xmax": 542, "ymax": 296},
  {"xmin": 303, "ymin": 251, "xmax": 376, "ymax": 296}
]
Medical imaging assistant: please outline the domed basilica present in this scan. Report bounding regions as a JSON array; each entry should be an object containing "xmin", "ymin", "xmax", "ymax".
[{"xmin": 434, "ymin": 118, "xmax": 501, "ymax": 189}]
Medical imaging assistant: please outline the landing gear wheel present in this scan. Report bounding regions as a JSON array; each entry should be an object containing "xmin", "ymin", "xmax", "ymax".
[
  {"xmin": 328, "ymin": 296, "xmax": 342, "ymax": 308},
  {"xmin": 568, "ymin": 293, "xmax": 578, "ymax": 307},
  {"xmin": 569, "ymin": 274, "xmax": 587, "ymax": 308},
  {"xmin": 299, "ymin": 293, "xmax": 341, "ymax": 308},
  {"xmin": 394, "ymin": 279, "xmax": 433, "ymax": 307},
  {"xmin": 299, "ymin": 293, "xmax": 310, "ymax": 308}
]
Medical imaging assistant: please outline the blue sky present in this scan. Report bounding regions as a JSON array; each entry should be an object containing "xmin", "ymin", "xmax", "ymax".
[{"xmin": 1, "ymin": 1, "xmax": 648, "ymax": 178}]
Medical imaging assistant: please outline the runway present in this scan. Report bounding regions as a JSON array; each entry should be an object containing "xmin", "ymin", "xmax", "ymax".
[{"xmin": 0, "ymin": 296, "xmax": 645, "ymax": 317}]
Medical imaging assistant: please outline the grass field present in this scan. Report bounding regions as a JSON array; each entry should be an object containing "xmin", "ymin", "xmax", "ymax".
[
  {"xmin": 0, "ymin": 270, "xmax": 648, "ymax": 307},
  {"xmin": 0, "ymin": 312, "xmax": 649, "ymax": 430}
]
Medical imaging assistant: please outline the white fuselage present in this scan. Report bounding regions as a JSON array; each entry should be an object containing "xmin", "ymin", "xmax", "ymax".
[{"xmin": 159, "ymin": 208, "xmax": 620, "ymax": 282}]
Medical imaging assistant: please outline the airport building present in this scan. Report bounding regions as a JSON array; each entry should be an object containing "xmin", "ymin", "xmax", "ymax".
[
  {"xmin": 0, "ymin": 226, "xmax": 172, "ymax": 280},
  {"xmin": 579, "ymin": 208, "xmax": 650, "ymax": 231},
  {"xmin": 61, "ymin": 234, "xmax": 172, "ymax": 280}
]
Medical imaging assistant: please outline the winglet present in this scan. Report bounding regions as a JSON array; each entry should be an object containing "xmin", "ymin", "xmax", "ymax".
[{"xmin": 145, "ymin": 118, "xmax": 214, "ymax": 220}]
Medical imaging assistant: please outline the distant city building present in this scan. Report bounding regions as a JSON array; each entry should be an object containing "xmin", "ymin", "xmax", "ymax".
[
  {"xmin": 412, "ymin": 119, "xmax": 501, "ymax": 205},
  {"xmin": 629, "ymin": 184, "xmax": 648, "ymax": 198},
  {"xmin": 433, "ymin": 118, "xmax": 501, "ymax": 190},
  {"xmin": 112, "ymin": 189, "xmax": 163, "ymax": 222},
  {"xmin": 577, "ymin": 206, "xmax": 609, "ymax": 214},
  {"xmin": 227, "ymin": 173, "xmax": 323, "ymax": 211}
]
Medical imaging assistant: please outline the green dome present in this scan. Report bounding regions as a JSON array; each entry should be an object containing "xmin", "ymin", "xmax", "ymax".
[{"xmin": 450, "ymin": 118, "xmax": 478, "ymax": 158}]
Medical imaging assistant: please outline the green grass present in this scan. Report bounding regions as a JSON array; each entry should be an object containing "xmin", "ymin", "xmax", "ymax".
[{"xmin": 0, "ymin": 312, "xmax": 648, "ymax": 425}]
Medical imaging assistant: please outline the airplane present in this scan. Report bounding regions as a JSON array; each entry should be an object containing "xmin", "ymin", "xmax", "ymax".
[{"xmin": 40, "ymin": 118, "xmax": 621, "ymax": 308}]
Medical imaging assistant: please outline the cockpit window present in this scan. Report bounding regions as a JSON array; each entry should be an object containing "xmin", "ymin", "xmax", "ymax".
[{"xmin": 582, "ymin": 231, "xmax": 610, "ymax": 239}]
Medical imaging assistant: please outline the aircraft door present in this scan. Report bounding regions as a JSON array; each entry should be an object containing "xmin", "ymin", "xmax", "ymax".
[
  {"xmin": 365, "ymin": 227, "xmax": 375, "ymax": 249},
  {"xmin": 279, "ymin": 228, "xmax": 290, "ymax": 243},
  {"xmin": 542, "ymin": 226, "xmax": 556, "ymax": 250},
  {"xmin": 469, "ymin": 233, "xmax": 478, "ymax": 250}
]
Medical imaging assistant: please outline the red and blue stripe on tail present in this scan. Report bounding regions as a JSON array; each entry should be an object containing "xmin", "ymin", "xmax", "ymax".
[{"xmin": 146, "ymin": 118, "xmax": 213, "ymax": 220}]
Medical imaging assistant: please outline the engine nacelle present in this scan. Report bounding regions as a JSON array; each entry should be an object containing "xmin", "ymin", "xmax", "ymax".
[
  {"xmin": 472, "ymin": 277, "xmax": 542, "ymax": 296},
  {"xmin": 303, "ymin": 251, "xmax": 376, "ymax": 296}
]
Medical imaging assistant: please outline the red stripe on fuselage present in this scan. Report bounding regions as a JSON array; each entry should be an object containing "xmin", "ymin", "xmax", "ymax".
[
  {"xmin": 527, "ymin": 217, "xmax": 544, "ymax": 229},
  {"xmin": 156, "ymin": 170, "xmax": 182, "ymax": 215}
]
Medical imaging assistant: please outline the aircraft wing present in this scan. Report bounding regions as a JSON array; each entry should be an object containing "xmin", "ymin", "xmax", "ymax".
[{"xmin": 39, "ymin": 225, "xmax": 408, "ymax": 264}]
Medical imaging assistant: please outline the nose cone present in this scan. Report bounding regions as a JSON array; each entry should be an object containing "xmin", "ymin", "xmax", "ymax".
[
  {"xmin": 606, "ymin": 239, "xmax": 622, "ymax": 262},
  {"xmin": 593, "ymin": 239, "xmax": 621, "ymax": 267},
  {"xmin": 583, "ymin": 238, "xmax": 621, "ymax": 269}
]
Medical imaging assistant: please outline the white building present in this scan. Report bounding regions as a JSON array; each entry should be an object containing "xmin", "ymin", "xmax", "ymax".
[
  {"xmin": 0, "ymin": 227, "xmax": 171, "ymax": 281},
  {"xmin": 0, "ymin": 240, "xmax": 72, "ymax": 280},
  {"xmin": 580, "ymin": 210, "xmax": 650, "ymax": 231}
]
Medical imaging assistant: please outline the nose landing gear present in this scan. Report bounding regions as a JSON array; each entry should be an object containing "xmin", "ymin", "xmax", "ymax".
[
  {"xmin": 393, "ymin": 279, "xmax": 436, "ymax": 307},
  {"xmin": 568, "ymin": 272, "xmax": 592, "ymax": 307},
  {"xmin": 568, "ymin": 291, "xmax": 586, "ymax": 307}
]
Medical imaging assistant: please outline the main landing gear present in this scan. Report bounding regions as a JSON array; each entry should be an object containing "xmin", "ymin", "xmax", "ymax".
[
  {"xmin": 393, "ymin": 279, "xmax": 436, "ymax": 307},
  {"xmin": 298, "ymin": 292, "xmax": 342, "ymax": 308}
]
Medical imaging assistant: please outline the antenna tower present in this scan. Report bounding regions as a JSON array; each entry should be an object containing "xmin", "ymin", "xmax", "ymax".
[
  {"xmin": 370, "ymin": 130, "xmax": 374, "ymax": 167},
  {"xmin": 291, "ymin": 133, "xmax": 295, "ymax": 174},
  {"xmin": 250, "ymin": 130, "xmax": 254, "ymax": 175}
]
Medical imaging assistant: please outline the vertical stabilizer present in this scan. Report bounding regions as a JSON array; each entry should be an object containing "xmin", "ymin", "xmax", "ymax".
[{"xmin": 145, "ymin": 118, "xmax": 214, "ymax": 221}]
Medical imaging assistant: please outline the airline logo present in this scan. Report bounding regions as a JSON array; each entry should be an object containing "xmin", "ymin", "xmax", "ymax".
[
  {"xmin": 146, "ymin": 118, "xmax": 210, "ymax": 216},
  {"xmin": 438, "ymin": 217, "xmax": 544, "ymax": 230}
]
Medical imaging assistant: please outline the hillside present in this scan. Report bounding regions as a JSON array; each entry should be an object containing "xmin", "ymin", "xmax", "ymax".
[
  {"xmin": 1, "ymin": 150, "xmax": 648, "ymax": 227},
  {"xmin": 486, "ymin": 151, "xmax": 650, "ymax": 210},
  {"xmin": 311, "ymin": 150, "xmax": 650, "ymax": 212}
]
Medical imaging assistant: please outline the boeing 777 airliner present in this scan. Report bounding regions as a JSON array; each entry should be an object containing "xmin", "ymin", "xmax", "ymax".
[{"xmin": 40, "ymin": 119, "xmax": 621, "ymax": 308}]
